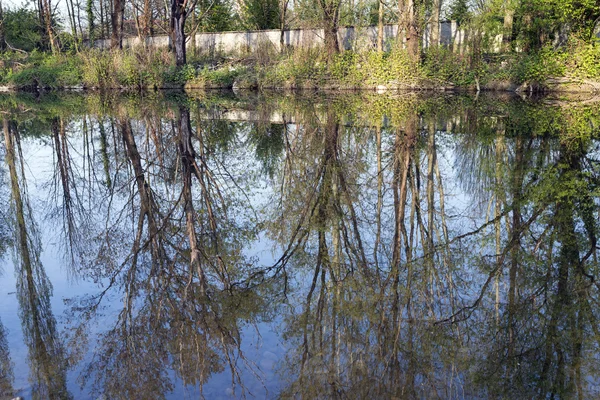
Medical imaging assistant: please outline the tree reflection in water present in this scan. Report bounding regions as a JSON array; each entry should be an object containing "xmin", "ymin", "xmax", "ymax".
[
  {"xmin": 3, "ymin": 119, "xmax": 72, "ymax": 399},
  {"xmin": 0, "ymin": 93, "xmax": 599, "ymax": 399}
]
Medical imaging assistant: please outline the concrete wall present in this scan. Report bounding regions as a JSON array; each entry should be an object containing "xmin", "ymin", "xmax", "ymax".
[{"xmin": 94, "ymin": 23, "xmax": 502, "ymax": 53}]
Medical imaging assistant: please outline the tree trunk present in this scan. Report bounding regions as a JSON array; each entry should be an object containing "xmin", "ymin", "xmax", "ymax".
[
  {"xmin": 76, "ymin": 0, "xmax": 84, "ymax": 40},
  {"xmin": 87, "ymin": 0, "xmax": 95, "ymax": 42},
  {"xmin": 398, "ymin": 0, "xmax": 419, "ymax": 61},
  {"xmin": 142, "ymin": 0, "xmax": 152, "ymax": 38},
  {"xmin": 171, "ymin": 0, "xmax": 187, "ymax": 66},
  {"xmin": 177, "ymin": 106, "xmax": 205, "ymax": 285},
  {"xmin": 318, "ymin": 0, "xmax": 340, "ymax": 58},
  {"xmin": 190, "ymin": 7, "xmax": 196, "ymax": 55},
  {"xmin": 430, "ymin": 0, "xmax": 441, "ymax": 47},
  {"xmin": 111, "ymin": 0, "xmax": 125, "ymax": 48},
  {"xmin": 324, "ymin": 19, "xmax": 339, "ymax": 57},
  {"xmin": 502, "ymin": 1, "xmax": 514, "ymax": 51},
  {"xmin": 66, "ymin": 0, "xmax": 79, "ymax": 51},
  {"xmin": 99, "ymin": 0, "xmax": 105, "ymax": 39},
  {"xmin": 0, "ymin": 0, "xmax": 5, "ymax": 51},
  {"xmin": 279, "ymin": 0, "xmax": 289, "ymax": 52},
  {"xmin": 42, "ymin": 0, "xmax": 58, "ymax": 53},
  {"xmin": 377, "ymin": 0, "xmax": 383, "ymax": 51}
]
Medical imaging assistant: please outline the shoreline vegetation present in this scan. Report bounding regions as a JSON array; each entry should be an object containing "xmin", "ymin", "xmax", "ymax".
[
  {"xmin": 0, "ymin": 39, "xmax": 600, "ymax": 94},
  {"xmin": 0, "ymin": 0, "xmax": 599, "ymax": 95}
]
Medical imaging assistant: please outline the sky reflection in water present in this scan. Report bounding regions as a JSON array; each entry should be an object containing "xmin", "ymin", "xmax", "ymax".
[{"xmin": 0, "ymin": 91, "xmax": 600, "ymax": 399}]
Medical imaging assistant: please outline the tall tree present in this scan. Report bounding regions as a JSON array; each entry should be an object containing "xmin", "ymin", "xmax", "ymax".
[
  {"xmin": 318, "ymin": 0, "xmax": 341, "ymax": 57},
  {"xmin": 377, "ymin": 0, "xmax": 384, "ymax": 51},
  {"xmin": 171, "ymin": 0, "xmax": 197, "ymax": 65},
  {"xmin": 279, "ymin": 0, "xmax": 289, "ymax": 50},
  {"xmin": 398, "ymin": 0, "xmax": 420, "ymax": 60},
  {"xmin": 111, "ymin": 0, "xmax": 125, "ymax": 48},
  {"xmin": 502, "ymin": 0, "xmax": 515, "ymax": 51},
  {"xmin": 40, "ymin": 0, "xmax": 58, "ymax": 53},
  {"xmin": 87, "ymin": 0, "xmax": 95, "ymax": 41},
  {"xmin": 0, "ymin": 0, "xmax": 5, "ymax": 50},
  {"xmin": 430, "ymin": 0, "xmax": 441, "ymax": 46}
]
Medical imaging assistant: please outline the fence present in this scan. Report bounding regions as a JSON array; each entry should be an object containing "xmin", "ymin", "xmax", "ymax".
[{"xmin": 93, "ymin": 23, "xmax": 504, "ymax": 53}]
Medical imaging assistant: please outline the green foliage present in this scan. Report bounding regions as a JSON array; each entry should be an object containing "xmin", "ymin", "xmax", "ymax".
[
  {"xmin": 522, "ymin": 0, "xmax": 600, "ymax": 44},
  {"xmin": 197, "ymin": 66, "xmax": 239, "ymax": 87},
  {"xmin": 262, "ymin": 47, "xmax": 418, "ymax": 88},
  {"xmin": 241, "ymin": 0, "xmax": 280, "ymax": 30},
  {"xmin": 510, "ymin": 40, "xmax": 600, "ymax": 83},
  {"xmin": 2, "ymin": 7, "xmax": 44, "ymax": 52},
  {"xmin": 449, "ymin": 0, "xmax": 470, "ymax": 26},
  {"xmin": 513, "ymin": 46, "xmax": 567, "ymax": 83},
  {"xmin": 194, "ymin": 0, "xmax": 234, "ymax": 32},
  {"xmin": 421, "ymin": 47, "xmax": 481, "ymax": 85},
  {"xmin": 567, "ymin": 39, "xmax": 600, "ymax": 79},
  {"xmin": 265, "ymin": 47, "xmax": 327, "ymax": 86},
  {"xmin": 330, "ymin": 49, "xmax": 417, "ymax": 85},
  {"xmin": 81, "ymin": 48, "xmax": 175, "ymax": 89},
  {"xmin": 57, "ymin": 32, "xmax": 80, "ymax": 53},
  {"xmin": 1, "ymin": 52, "xmax": 82, "ymax": 88},
  {"xmin": 80, "ymin": 50, "xmax": 118, "ymax": 88}
]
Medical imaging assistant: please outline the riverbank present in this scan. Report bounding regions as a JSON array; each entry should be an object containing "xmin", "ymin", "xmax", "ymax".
[{"xmin": 1, "ymin": 39, "xmax": 599, "ymax": 93}]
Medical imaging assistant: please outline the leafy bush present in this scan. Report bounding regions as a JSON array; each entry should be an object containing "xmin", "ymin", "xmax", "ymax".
[
  {"xmin": 5, "ymin": 52, "xmax": 83, "ymax": 88},
  {"xmin": 81, "ymin": 50, "xmax": 118, "ymax": 88},
  {"xmin": 513, "ymin": 46, "xmax": 568, "ymax": 83},
  {"xmin": 421, "ymin": 47, "xmax": 478, "ymax": 85},
  {"xmin": 82, "ymin": 47, "xmax": 174, "ymax": 88},
  {"xmin": 567, "ymin": 40, "xmax": 600, "ymax": 79},
  {"xmin": 187, "ymin": 66, "xmax": 239, "ymax": 88}
]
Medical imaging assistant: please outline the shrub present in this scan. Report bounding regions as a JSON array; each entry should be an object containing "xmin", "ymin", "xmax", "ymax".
[
  {"xmin": 513, "ymin": 46, "xmax": 568, "ymax": 83},
  {"xmin": 568, "ymin": 40, "xmax": 600, "ymax": 79}
]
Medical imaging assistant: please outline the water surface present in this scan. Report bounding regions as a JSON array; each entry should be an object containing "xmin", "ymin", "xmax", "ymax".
[{"xmin": 0, "ymin": 91, "xmax": 599, "ymax": 399}]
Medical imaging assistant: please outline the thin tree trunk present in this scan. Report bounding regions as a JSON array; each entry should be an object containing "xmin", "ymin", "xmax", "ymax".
[
  {"xmin": 42, "ymin": 0, "xmax": 58, "ymax": 53},
  {"xmin": 430, "ymin": 0, "xmax": 441, "ymax": 46},
  {"xmin": 99, "ymin": 0, "xmax": 105, "ymax": 39},
  {"xmin": 279, "ymin": 0, "xmax": 289, "ymax": 52},
  {"xmin": 507, "ymin": 136, "xmax": 524, "ymax": 367},
  {"xmin": 0, "ymin": 0, "xmax": 5, "ymax": 50},
  {"xmin": 494, "ymin": 134, "xmax": 505, "ymax": 323},
  {"xmin": 377, "ymin": 0, "xmax": 383, "ymax": 51},
  {"xmin": 76, "ymin": 0, "xmax": 84, "ymax": 40},
  {"xmin": 190, "ymin": 7, "xmax": 196, "ymax": 55},
  {"xmin": 177, "ymin": 106, "xmax": 206, "ymax": 287},
  {"xmin": 374, "ymin": 126, "xmax": 383, "ymax": 269},
  {"xmin": 67, "ymin": 0, "xmax": 80, "ymax": 51}
]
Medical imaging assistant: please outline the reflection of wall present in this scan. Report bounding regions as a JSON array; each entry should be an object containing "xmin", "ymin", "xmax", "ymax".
[{"xmin": 92, "ymin": 23, "xmax": 503, "ymax": 54}]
